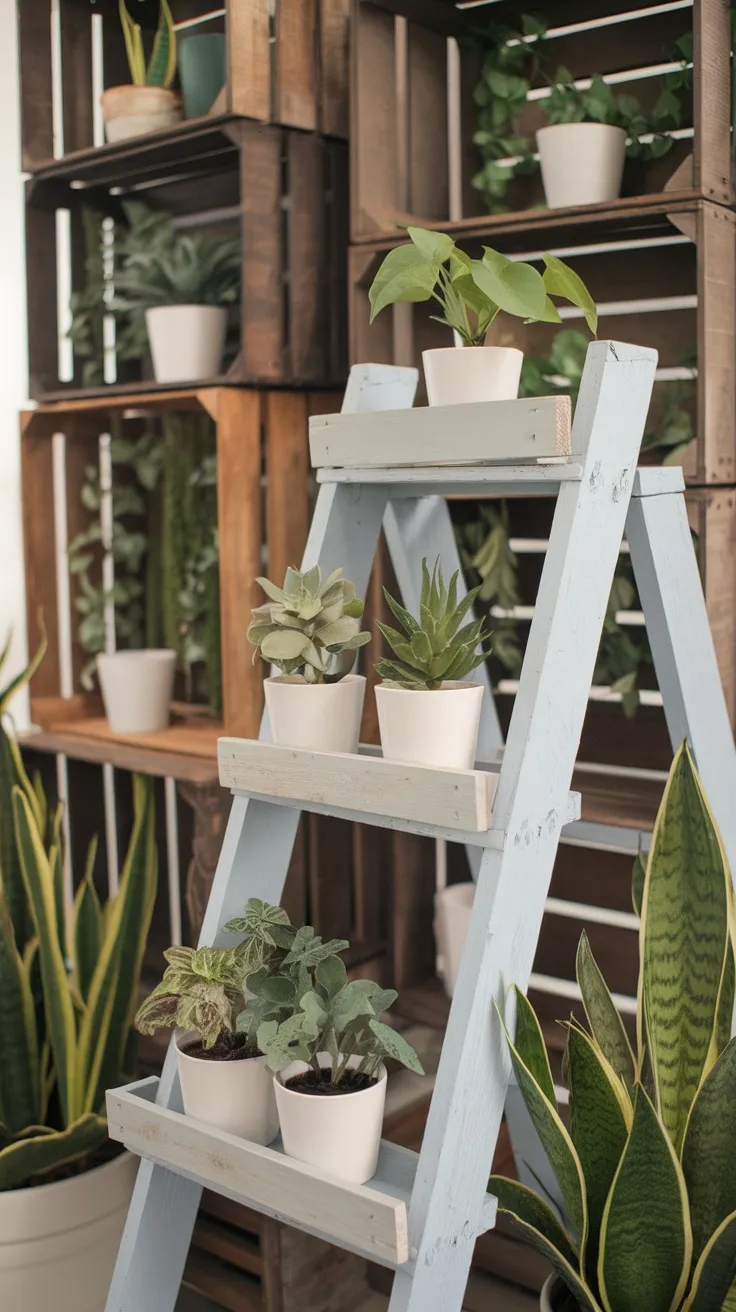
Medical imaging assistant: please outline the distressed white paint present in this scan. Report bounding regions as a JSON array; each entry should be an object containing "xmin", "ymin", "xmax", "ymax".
[
  {"xmin": 318, "ymin": 463, "xmax": 583, "ymax": 496},
  {"xmin": 164, "ymin": 778, "xmax": 182, "ymax": 947}
]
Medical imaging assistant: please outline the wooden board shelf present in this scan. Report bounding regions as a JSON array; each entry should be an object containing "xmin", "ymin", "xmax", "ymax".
[{"xmin": 20, "ymin": 718, "xmax": 220, "ymax": 783}]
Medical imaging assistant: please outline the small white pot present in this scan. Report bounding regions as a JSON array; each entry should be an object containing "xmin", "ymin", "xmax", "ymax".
[
  {"xmin": 537, "ymin": 122, "xmax": 627, "ymax": 209},
  {"xmin": 540, "ymin": 1275, "xmax": 566, "ymax": 1311},
  {"xmin": 145, "ymin": 305, "xmax": 229, "ymax": 383},
  {"xmin": 0, "ymin": 1150, "xmax": 137, "ymax": 1311},
  {"xmin": 376, "ymin": 681, "xmax": 483, "ymax": 770},
  {"xmin": 274, "ymin": 1053, "xmax": 387, "ymax": 1184},
  {"xmin": 176, "ymin": 1032, "xmax": 279, "ymax": 1143},
  {"xmin": 100, "ymin": 85, "xmax": 182, "ymax": 143},
  {"xmin": 265, "ymin": 673, "xmax": 366, "ymax": 754},
  {"xmin": 435, "ymin": 882, "xmax": 475, "ymax": 997},
  {"xmin": 422, "ymin": 346, "xmax": 523, "ymax": 406},
  {"xmin": 97, "ymin": 649, "xmax": 176, "ymax": 734}
]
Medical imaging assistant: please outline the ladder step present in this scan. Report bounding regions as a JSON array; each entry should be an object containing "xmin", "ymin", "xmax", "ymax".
[
  {"xmin": 316, "ymin": 463, "xmax": 583, "ymax": 496},
  {"xmin": 107, "ymin": 1078, "xmax": 498, "ymax": 1269}
]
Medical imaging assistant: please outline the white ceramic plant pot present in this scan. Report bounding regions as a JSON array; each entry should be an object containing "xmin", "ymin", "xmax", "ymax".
[
  {"xmin": 434, "ymin": 882, "xmax": 475, "ymax": 998},
  {"xmin": 100, "ymin": 85, "xmax": 182, "ymax": 143},
  {"xmin": 97, "ymin": 649, "xmax": 176, "ymax": 734},
  {"xmin": 376, "ymin": 681, "xmax": 484, "ymax": 770},
  {"xmin": 265, "ymin": 674, "xmax": 366, "ymax": 754},
  {"xmin": 176, "ymin": 1032, "xmax": 280, "ymax": 1143},
  {"xmin": 145, "ymin": 305, "xmax": 228, "ymax": 383},
  {"xmin": 540, "ymin": 1275, "xmax": 562, "ymax": 1311},
  {"xmin": 536, "ymin": 122, "xmax": 627, "ymax": 209},
  {"xmin": 0, "ymin": 1150, "xmax": 137, "ymax": 1312},
  {"xmin": 422, "ymin": 346, "xmax": 523, "ymax": 406},
  {"xmin": 274, "ymin": 1053, "xmax": 387, "ymax": 1184}
]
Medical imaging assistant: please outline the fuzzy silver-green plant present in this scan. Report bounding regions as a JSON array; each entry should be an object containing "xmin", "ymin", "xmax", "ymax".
[
  {"xmin": 248, "ymin": 565, "xmax": 370, "ymax": 684},
  {"xmin": 376, "ymin": 556, "xmax": 493, "ymax": 690},
  {"xmin": 135, "ymin": 945, "xmax": 247, "ymax": 1050}
]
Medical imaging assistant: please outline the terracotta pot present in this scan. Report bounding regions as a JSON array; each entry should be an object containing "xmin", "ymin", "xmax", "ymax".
[
  {"xmin": 375, "ymin": 681, "xmax": 484, "ymax": 769},
  {"xmin": 145, "ymin": 305, "xmax": 228, "ymax": 383},
  {"xmin": 100, "ymin": 85, "xmax": 182, "ymax": 143},
  {"xmin": 422, "ymin": 346, "xmax": 523, "ymax": 406},
  {"xmin": 536, "ymin": 122, "xmax": 626, "ymax": 209},
  {"xmin": 176, "ymin": 1032, "xmax": 279, "ymax": 1144},
  {"xmin": 274, "ymin": 1053, "xmax": 387, "ymax": 1184},
  {"xmin": 265, "ymin": 674, "xmax": 366, "ymax": 753}
]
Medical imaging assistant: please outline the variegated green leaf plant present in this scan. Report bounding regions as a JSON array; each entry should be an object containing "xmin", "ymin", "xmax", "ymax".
[{"xmin": 491, "ymin": 741, "xmax": 736, "ymax": 1311}]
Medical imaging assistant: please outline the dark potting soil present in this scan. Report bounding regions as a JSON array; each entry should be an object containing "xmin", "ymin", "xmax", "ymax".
[
  {"xmin": 284, "ymin": 1068, "xmax": 378, "ymax": 1096},
  {"xmin": 182, "ymin": 1034, "xmax": 261, "ymax": 1062},
  {"xmin": 12, "ymin": 1137, "xmax": 125, "ymax": 1192},
  {"xmin": 552, "ymin": 1283, "xmax": 582, "ymax": 1312}
]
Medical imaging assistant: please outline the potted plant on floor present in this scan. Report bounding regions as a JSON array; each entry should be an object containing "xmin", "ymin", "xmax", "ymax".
[
  {"xmin": 0, "ymin": 643, "xmax": 158, "ymax": 1312},
  {"xmin": 368, "ymin": 226, "xmax": 597, "ymax": 405},
  {"xmin": 113, "ymin": 225, "xmax": 241, "ymax": 384},
  {"xmin": 490, "ymin": 741, "xmax": 736, "ymax": 1311},
  {"xmin": 374, "ymin": 556, "xmax": 493, "ymax": 770},
  {"xmin": 248, "ymin": 565, "xmax": 371, "ymax": 753},
  {"xmin": 235, "ymin": 907, "xmax": 423, "ymax": 1184},
  {"xmin": 101, "ymin": 1, "xmax": 181, "ymax": 143}
]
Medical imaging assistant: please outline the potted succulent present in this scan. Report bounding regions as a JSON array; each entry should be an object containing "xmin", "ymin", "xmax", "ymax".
[
  {"xmin": 97, "ymin": 648, "xmax": 176, "ymax": 734},
  {"xmin": 248, "ymin": 565, "xmax": 371, "ymax": 753},
  {"xmin": 375, "ymin": 556, "xmax": 493, "ymax": 770},
  {"xmin": 113, "ymin": 227, "xmax": 241, "ymax": 383},
  {"xmin": 233, "ymin": 902, "xmax": 423, "ymax": 1184},
  {"xmin": 536, "ymin": 71, "xmax": 644, "ymax": 209},
  {"xmin": 135, "ymin": 942, "xmax": 279, "ymax": 1145},
  {"xmin": 368, "ymin": 226, "xmax": 597, "ymax": 406},
  {"xmin": 101, "ymin": 1, "xmax": 181, "ymax": 143},
  {"xmin": 491, "ymin": 742, "xmax": 736, "ymax": 1312},
  {"xmin": 0, "ymin": 642, "xmax": 158, "ymax": 1311}
]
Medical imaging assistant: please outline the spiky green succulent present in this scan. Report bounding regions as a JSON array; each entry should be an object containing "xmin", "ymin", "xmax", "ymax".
[
  {"xmin": 376, "ymin": 556, "xmax": 493, "ymax": 690},
  {"xmin": 248, "ymin": 565, "xmax": 370, "ymax": 684},
  {"xmin": 135, "ymin": 945, "xmax": 247, "ymax": 1050},
  {"xmin": 491, "ymin": 742, "xmax": 736, "ymax": 1312}
]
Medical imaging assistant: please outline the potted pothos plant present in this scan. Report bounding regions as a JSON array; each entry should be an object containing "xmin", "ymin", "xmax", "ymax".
[
  {"xmin": 536, "ymin": 71, "xmax": 642, "ymax": 209},
  {"xmin": 248, "ymin": 565, "xmax": 370, "ymax": 753},
  {"xmin": 368, "ymin": 226, "xmax": 597, "ymax": 406},
  {"xmin": 492, "ymin": 741, "xmax": 736, "ymax": 1312},
  {"xmin": 231, "ymin": 901, "xmax": 423, "ymax": 1184},
  {"xmin": 0, "ymin": 642, "xmax": 158, "ymax": 1312},
  {"xmin": 375, "ymin": 555, "xmax": 493, "ymax": 770},
  {"xmin": 101, "ymin": 1, "xmax": 181, "ymax": 143}
]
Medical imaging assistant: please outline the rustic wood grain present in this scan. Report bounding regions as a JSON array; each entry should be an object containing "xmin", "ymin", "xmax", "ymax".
[
  {"xmin": 265, "ymin": 390, "xmax": 311, "ymax": 586},
  {"xmin": 227, "ymin": 0, "xmax": 271, "ymax": 120},
  {"xmin": 238, "ymin": 122, "xmax": 284, "ymax": 382},
  {"xmin": 18, "ymin": 0, "xmax": 54, "ymax": 168},
  {"xmin": 21, "ymin": 427, "xmax": 61, "ymax": 706},
  {"xmin": 319, "ymin": 0, "xmax": 351, "ymax": 136},
  {"xmin": 276, "ymin": 0, "xmax": 319, "ymax": 130},
  {"xmin": 60, "ymin": 0, "xmax": 94, "ymax": 156},
  {"xmin": 286, "ymin": 132, "xmax": 326, "ymax": 382},
  {"xmin": 696, "ymin": 202, "xmax": 736, "ymax": 484},
  {"xmin": 693, "ymin": 0, "xmax": 732, "ymax": 203},
  {"xmin": 18, "ymin": 722, "xmax": 220, "ymax": 782}
]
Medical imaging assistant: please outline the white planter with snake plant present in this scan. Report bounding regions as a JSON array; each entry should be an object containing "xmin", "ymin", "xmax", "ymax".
[
  {"xmin": 248, "ymin": 565, "xmax": 370, "ymax": 754},
  {"xmin": 101, "ymin": 2, "xmax": 182, "ymax": 143},
  {"xmin": 367, "ymin": 227, "xmax": 598, "ymax": 407}
]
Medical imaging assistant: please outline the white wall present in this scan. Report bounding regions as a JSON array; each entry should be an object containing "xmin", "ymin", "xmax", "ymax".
[{"xmin": 0, "ymin": 0, "xmax": 30, "ymax": 727}]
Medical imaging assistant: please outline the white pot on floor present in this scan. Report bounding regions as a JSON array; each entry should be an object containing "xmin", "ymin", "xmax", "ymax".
[
  {"xmin": 145, "ymin": 305, "xmax": 228, "ymax": 383},
  {"xmin": 375, "ymin": 681, "xmax": 484, "ymax": 769},
  {"xmin": 0, "ymin": 1151, "xmax": 137, "ymax": 1312},
  {"xmin": 435, "ymin": 882, "xmax": 475, "ymax": 997},
  {"xmin": 422, "ymin": 346, "xmax": 523, "ymax": 406},
  {"xmin": 537, "ymin": 122, "xmax": 626, "ymax": 209},
  {"xmin": 97, "ymin": 649, "xmax": 176, "ymax": 734},
  {"xmin": 274, "ymin": 1053, "xmax": 387, "ymax": 1184},
  {"xmin": 265, "ymin": 674, "xmax": 366, "ymax": 754},
  {"xmin": 540, "ymin": 1275, "xmax": 566, "ymax": 1311},
  {"xmin": 100, "ymin": 85, "xmax": 182, "ymax": 143},
  {"xmin": 176, "ymin": 1032, "xmax": 279, "ymax": 1143}
]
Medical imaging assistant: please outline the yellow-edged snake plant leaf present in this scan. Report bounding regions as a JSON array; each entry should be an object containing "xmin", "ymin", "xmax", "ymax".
[
  {"xmin": 490, "ymin": 1176, "xmax": 578, "ymax": 1267},
  {"xmin": 566, "ymin": 1023, "xmax": 630, "ymax": 1268},
  {"xmin": 576, "ymin": 931, "xmax": 636, "ymax": 1091},
  {"xmin": 682, "ymin": 1212, "xmax": 736, "ymax": 1312},
  {"xmin": 681, "ymin": 1036, "xmax": 736, "ymax": 1263}
]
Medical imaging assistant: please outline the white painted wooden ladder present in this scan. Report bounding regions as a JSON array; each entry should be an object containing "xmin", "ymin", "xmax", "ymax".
[{"xmin": 104, "ymin": 343, "xmax": 736, "ymax": 1312}]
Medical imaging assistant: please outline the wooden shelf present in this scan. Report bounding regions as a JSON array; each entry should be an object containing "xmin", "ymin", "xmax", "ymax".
[
  {"xmin": 20, "ymin": 717, "xmax": 220, "ymax": 783},
  {"xmin": 106, "ymin": 1075, "xmax": 497, "ymax": 1269}
]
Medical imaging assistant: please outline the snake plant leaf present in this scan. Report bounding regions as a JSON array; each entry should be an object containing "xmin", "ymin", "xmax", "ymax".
[
  {"xmin": 631, "ymin": 848, "xmax": 646, "ymax": 918},
  {"xmin": 576, "ymin": 931, "xmax": 636, "ymax": 1090},
  {"xmin": 147, "ymin": 0, "xmax": 177, "ymax": 89},
  {"xmin": 12, "ymin": 787, "xmax": 78, "ymax": 1125},
  {"xmin": 598, "ymin": 1085, "xmax": 691, "ymax": 1312},
  {"xmin": 494, "ymin": 1208, "xmax": 603, "ymax": 1312},
  {"xmin": 496, "ymin": 1003, "xmax": 587, "ymax": 1243},
  {"xmin": 72, "ymin": 841, "xmax": 102, "ymax": 1004},
  {"xmin": 0, "ymin": 877, "xmax": 39, "ymax": 1134},
  {"xmin": 511, "ymin": 986, "xmax": 556, "ymax": 1106},
  {"xmin": 640, "ymin": 740, "xmax": 731, "ymax": 1151},
  {"xmin": 0, "ymin": 1113, "xmax": 107, "ymax": 1191},
  {"xmin": 681, "ymin": 1036, "xmax": 736, "ymax": 1263},
  {"xmin": 0, "ymin": 627, "xmax": 47, "ymax": 716},
  {"xmin": 490, "ymin": 1176, "xmax": 578, "ymax": 1266},
  {"xmin": 566, "ymin": 1023, "xmax": 630, "ymax": 1268},
  {"xmin": 716, "ymin": 938, "xmax": 735, "ymax": 1057},
  {"xmin": 682, "ymin": 1211, "xmax": 736, "ymax": 1312},
  {"xmin": 119, "ymin": 1, "xmax": 146, "ymax": 85}
]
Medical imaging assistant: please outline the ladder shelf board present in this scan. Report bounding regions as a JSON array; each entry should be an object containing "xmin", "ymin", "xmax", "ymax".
[
  {"xmin": 315, "ymin": 463, "xmax": 583, "ymax": 496},
  {"xmin": 309, "ymin": 396, "xmax": 573, "ymax": 468},
  {"xmin": 106, "ymin": 1078, "xmax": 498, "ymax": 1268}
]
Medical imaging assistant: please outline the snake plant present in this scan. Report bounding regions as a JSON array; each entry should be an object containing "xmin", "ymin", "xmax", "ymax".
[
  {"xmin": 491, "ymin": 741, "xmax": 736, "ymax": 1311},
  {"xmin": 376, "ymin": 556, "xmax": 493, "ymax": 690},
  {"xmin": 119, "ymin": 0, "xmax": 177, "ymax": 89},
  {"xmin": 0, "ymin": 642, "xmax": 158, "ymax": 1189},
  {"xmin": 248, "ymin": 565, "xmax": 370, "ymax": 684}
]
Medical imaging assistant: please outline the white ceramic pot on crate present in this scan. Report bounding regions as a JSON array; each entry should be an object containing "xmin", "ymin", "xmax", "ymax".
[
  {"xmin": 422, "ymin": 346, "xmax": 523, "ymax": 406},
  {"xmin": 100, "ymin": 85, "xmax": 182, "ymax": 143},
  {"xmin": 97, "ymin": 649, "xmax": 176, "ymax": 734},
  {"xmin": 274, "ymin": 1053, "xmax": 387, "ymax": 1184},
  {"xmin": 434, "ymin": 882, "xmax": 475, "ymax": 997},
  {"xmin": 0, "ymin": 1151, "xmax": 137, "ymax": 1312},
  {"xmin": 145, "ymin": 305, "xmax": 229, "ymax": 383},
  {"xmin": 176, "ymin": 1032, "xmax": 279, "ymax": 1143},
  {"xmin": 536, "ymin": 122, "xmax": 627, "ymax": 209},
  {"xmin": 375, "ymin": 681, "xmax": 484, "ymax": 770},
  {"xmin": 265, "ymin": 674, "xmax": 366, "ymax": 754}
]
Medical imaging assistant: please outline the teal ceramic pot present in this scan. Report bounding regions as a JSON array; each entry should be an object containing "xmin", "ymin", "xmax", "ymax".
[{"xmin": 179, "ymin": 33, "xmax": 226, "ymax": 120}]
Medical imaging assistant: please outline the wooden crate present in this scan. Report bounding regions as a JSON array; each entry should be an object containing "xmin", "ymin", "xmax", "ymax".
[
  {"xmin": 350, "ymin": 0, "xmax": 731, "ymax": 240},
  {"xmin": 17, "ymin": 0, "xmax": 350, "ymax": 171},
  {"xmin": 25, "ymin": 119, "xmax": 348, "ymax": 396},
  {"xmin": 349, "ymin": 198, "xmax": 736, "ymax": 486}
]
